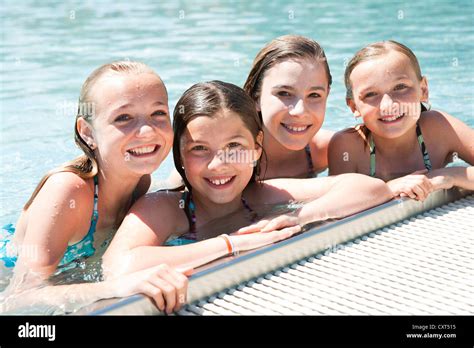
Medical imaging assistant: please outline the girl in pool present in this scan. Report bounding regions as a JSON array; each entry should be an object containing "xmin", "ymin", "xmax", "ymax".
[
  {"xmin": 102, "ymin": 81, "xmax": 392, "ymax": 275},
  {"xmin": 243, "ymin": 35, "xmax": 334, "ymax": 179},
  {"xmin": 0, "ymin": 61, "xmax": 188, "ymax": 314},
  {"xmin": 328, "ymin": 40, "xmax": 474, "ymax": 200}
]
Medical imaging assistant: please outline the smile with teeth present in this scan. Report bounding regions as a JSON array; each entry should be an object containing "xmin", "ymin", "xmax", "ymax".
[
  {"xmin": 127, "ymin": 145, "xmax": 159, "ymax": 156},
  {"xmin": 205, "ymin": 176, "xmax": 235, "ymax": 186},
  {"xmin": 379, "ymin": 114, "xmax": 405, "ymax": 122},
  {"xmin": 281, "ymin": 123, "xmax": 311, "ymax": 133}
]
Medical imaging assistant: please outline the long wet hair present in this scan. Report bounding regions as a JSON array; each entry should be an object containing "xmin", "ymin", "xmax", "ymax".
[
  {"xmin": 173, "ymin": 81, "xmax": 265, "ymax": 192},
  {"xmin": 23, "ymin": 61, "xmax": 158, "ymax": 210}
]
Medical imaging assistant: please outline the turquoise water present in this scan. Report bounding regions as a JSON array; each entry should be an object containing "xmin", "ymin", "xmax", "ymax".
[{"xmin": 1, "ymin": 0, "xmax": 473, "ymax": 224}]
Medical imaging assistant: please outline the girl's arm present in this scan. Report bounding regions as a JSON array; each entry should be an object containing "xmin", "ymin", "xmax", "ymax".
[
  {"xmin": 387, "ymin": 111, "xmax": 474, "ymax": 200},
  {"xmin": 427, "ymin": 166, "xmax": 474, "ymax": 191},
  {"xmin": 1, "ymin": 264, "xmax": 189, "ymax": 314},
  {"xmin": 102, "ymin": 193, "xmax": 301, "ymax": 274},
  {"xmin": 102, "ymin": 193, "xmax": 228, "ymax": 275},
  {"xmin": 238, "ymin": 174, "xmax": 392, "ymax": 234},
  {"xmin": 293, "ymin": 174, "xmax": 392, "ymax": 225}
]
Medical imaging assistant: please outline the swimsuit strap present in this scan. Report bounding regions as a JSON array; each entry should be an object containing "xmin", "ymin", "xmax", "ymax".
[
  {"xmin": 369, "ymin": 122, "xmax": 432, "ymax": 177},
  {"xmin": 415, "ymin": 122, "xmax": 432, "ymax": 171},
  {"xmin": 369, "ymin": 135, "xmax": 376, "ymax": 177},
  {"xmin": 92, "ymin": 175, "xmax": 99, "ymax": 222},
  {"xmin": 180, "ymin": 191, "xmax": 197, "ymax": 240},
  {"xmin": 304, "ymin": 144, "xmax": 315, "ymax": 177},
  {"xmin": 181, "ymin": 191, "xmax": 257, "ymax": 241},
  {"xmin": 241, "ymin": 196, "xmax": 258, "ymax": 222},
  {"xmin": 85, "ymin": 175, "xmax": 99, "ymax": 241}
]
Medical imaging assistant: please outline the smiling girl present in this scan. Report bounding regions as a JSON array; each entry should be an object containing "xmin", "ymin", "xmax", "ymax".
[
  {"xmin": 102, "ymin": 81, "xmax": 392, "ymax": 276},
  {"xmin": 0, "ymin": 61, "xmax": 188, "ymax": 314},
  {"xmin": 243, "ymin": 35, "xmax": 334, "ymax": 179},
  {"xmin": 328, "ymin": 41, "xmax": 474, "ymax": 200}
]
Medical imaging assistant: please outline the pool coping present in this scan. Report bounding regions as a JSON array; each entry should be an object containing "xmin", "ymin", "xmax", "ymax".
[{"xmin": 78, "ymin": 187, "xmax": 471, "ymax": 315}]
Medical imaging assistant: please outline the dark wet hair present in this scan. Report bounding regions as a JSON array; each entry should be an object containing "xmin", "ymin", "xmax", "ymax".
[{"xmin": 173, "ymin": 81, "xmax": 265, "ymax": 192}]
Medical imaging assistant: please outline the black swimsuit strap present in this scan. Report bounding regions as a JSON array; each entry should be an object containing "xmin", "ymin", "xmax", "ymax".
[{"xmin": 304, "ymin": 144, "xmax": 315, "ymax": 177}]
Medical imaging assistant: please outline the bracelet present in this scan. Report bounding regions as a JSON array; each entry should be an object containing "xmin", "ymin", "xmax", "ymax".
[{"xmin": 219, "ymin": 234, "xmax": 237, "ymax": 256}]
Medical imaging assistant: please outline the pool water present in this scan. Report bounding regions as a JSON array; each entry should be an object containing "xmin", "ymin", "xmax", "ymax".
[{"xmin": 1, "ymin": 0, "xmax": 473, "ymax": 225}]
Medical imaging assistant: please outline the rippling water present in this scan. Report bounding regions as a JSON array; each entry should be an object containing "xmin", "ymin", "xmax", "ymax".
[{"xmin": 1, "ymin": 0, "xmax": 473, "ymax": 223}]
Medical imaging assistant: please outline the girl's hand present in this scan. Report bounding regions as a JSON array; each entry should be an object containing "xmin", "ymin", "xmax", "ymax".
[
  {"xmin": 230, "ymin": 224, "xmax": 301, "ymax": 252},
  {"xmin": 387, "ymin": 170, "xmax": 434, "ymax": 201},
  {"xmin": 109, "ymin": 264, "xmax": 191, "ymax": 314},
  {"xmin": 234, "ymin": 214, "xmax": 300, "ymax": 235},
  {"xmin": 427, "ymin": 171, "xmax": 455, "ymax": 191}
]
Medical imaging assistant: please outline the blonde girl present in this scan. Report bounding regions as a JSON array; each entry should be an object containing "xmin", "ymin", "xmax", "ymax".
[
  {"xmin": 328, "ymin": 40, "xmax": 473, "ymax": 200},
  {"xmin": 1, "ymin": 61, "xmax": 188, "ymax": 314}
]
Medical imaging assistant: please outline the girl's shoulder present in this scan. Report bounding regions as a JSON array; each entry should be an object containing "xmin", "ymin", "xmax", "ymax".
[
  {"xmin": 135, "ymin": 189, "xmax": 182, "ymax": 207},
  {"xmin": 419, "ymin": 109, "xmax": 470, "ymax": 144},
  {"xmin": 130, "ymin": 189, "xmax": 183, "ymax": 219},
  {"xmin": 124, "ymin": 189, "xmax": 187, "ymax": 243},
  {"xmin": 329, "ymin": 126, "xmax": 368, "ymax": 149},
  {"xmin": 19, "ymin": 172, "xmax": 96, "ymax": 269},
  {"xmin": 419, "ymin": 110, "xmax": 474, "ymax": 163},
  {"xmin": 420, "ymin": 109, "xmax": 465, "ymax": 131},
  {"xmin": 38, "ymin": 171, "xmax": 95, "ymax": 207},
  {"xmin": 327, "ymin": 126, "xmax": 368, "ymax": 174}
]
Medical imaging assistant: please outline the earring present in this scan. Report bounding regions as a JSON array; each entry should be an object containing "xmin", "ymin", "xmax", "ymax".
[{"xmin": 88, "ymin": 142, "xmax": 96, "ymax": 150}]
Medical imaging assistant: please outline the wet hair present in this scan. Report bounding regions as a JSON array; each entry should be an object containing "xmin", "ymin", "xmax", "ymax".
[
  {"xmin": 344, "ymin": 40, "xmax": 423, "ymax": 100},
  {"xmin": 173, "ymin": 81, "xmax": 265, "ymax": 192},
  {"xmin": 24, "ymin": 61, "xmax": 161, "ymax": 210},
  {"xmin": 243, "ymin": 35, "xmax": 332, "ymax": 106}
]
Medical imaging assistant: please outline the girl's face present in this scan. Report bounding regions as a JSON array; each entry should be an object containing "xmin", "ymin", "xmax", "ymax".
[
  {"xmin": 85, "ymin": 72, "xmax": 173, "ymax": 177},
  {"xmin": 181, "ymin": 110, "xmax": 262, "ymax": 205},
  {"xmin": 347, "ymin": 50, "xmax": 429, "ymax": 139},
  {"xmin": 258, "ymin": 58, "xmax": 329, "ymax": 150}
]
